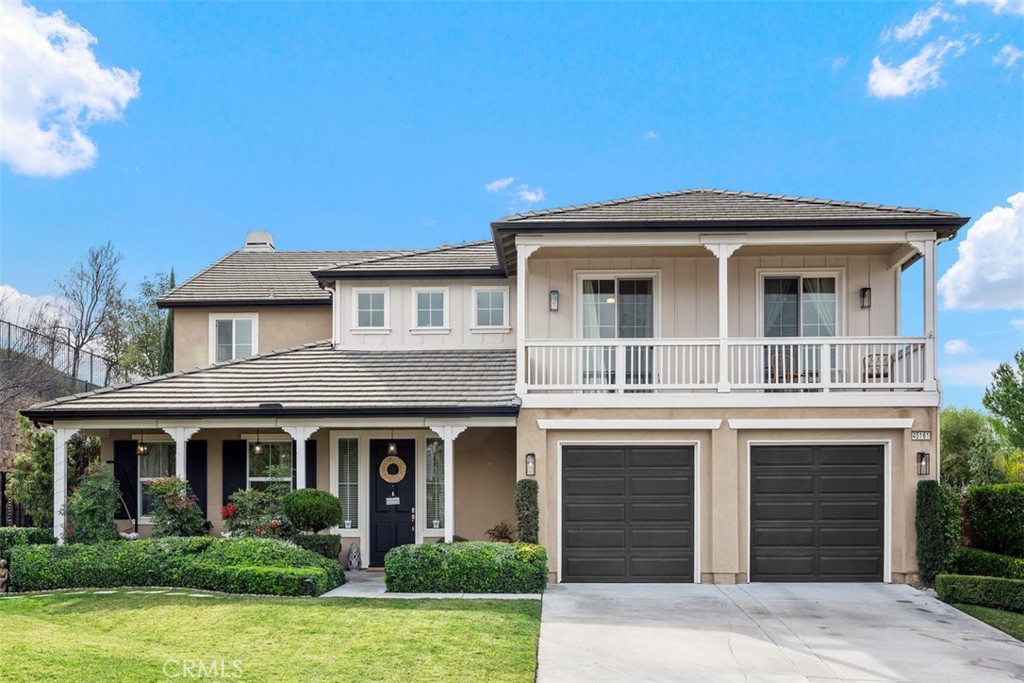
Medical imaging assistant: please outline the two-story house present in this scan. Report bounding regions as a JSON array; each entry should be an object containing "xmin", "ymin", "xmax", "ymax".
[{"xmin": 24, "ymin": 189, "xmax": 967, "ymax": 584}]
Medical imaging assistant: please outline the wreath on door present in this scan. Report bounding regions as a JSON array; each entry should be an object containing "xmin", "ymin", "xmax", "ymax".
[{"xmin": 379, "ymin": 455, "xmax": 407, "ymax": 484}]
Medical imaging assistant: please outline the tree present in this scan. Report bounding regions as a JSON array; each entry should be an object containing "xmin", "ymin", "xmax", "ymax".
[
  {"xmin": 940, "ymin": 406, "xmax": 996, "ymax": 489},
  {"xmin": 55, "ymin": 242, "xmax": 124, "ymax": 382},
  {"xmin": 983, "ymin": 349, "xmax": 1024, "ymax": 449},
  {"xmin": 158, "ymin": 269, "xmax": 175, "ymax": 375},
  {"xmin": 111, "ymin": 272, "xmax": 173, "ymax": 379}
]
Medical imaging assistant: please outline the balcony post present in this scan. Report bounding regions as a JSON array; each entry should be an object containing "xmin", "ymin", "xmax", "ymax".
[
  {"xmin": 921, "ymin": 238, "xmax": 938, "ymax": 392},
  {"xmin": 515, "ymin": 242, "xmax": 540, "ymax": 396},
  {"xmin": 707, "ymin": 243, "xmax": 741, "ymax": 392}
]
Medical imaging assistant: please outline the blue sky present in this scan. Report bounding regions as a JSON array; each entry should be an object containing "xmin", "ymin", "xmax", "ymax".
[{"xmin": 1, "ymin": 1, "xmax": 1021, "ymax": 409}]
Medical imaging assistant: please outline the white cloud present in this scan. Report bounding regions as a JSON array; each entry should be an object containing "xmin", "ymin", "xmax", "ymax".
[
  {"xmin": 643, "ymin": 130, "xmax": 658, "ymax": 141},
  {"xmin": 884, "ymin": 4, "xmax": 956, "ymax": 42},
  {"xmin": 518, "ymin": 185, "xmax": 545, "ymax": 204},
  {"xmin": 938, "ymin": 192, "xmax": 1024, "ymax": 310},
  {"xmin": 955, "ymin": 0, "xmax": 1024, "ymax": 15},
  {"xmin": 1011, "ymin": 318, "xmax": 1024, "ymax": 330},
  {"xmin": 0, "ymin": 284, "xmax": 64, "ymax": 328},
  {"xmin": 941, "ymin": 359, "xmax": 1001, "ymax": 386},
  {"xmin": 484, "ymin": 177, "xmax": 515, "ymax": 192},
  {"xmin": 944, "ymin": 339, "xmax": 975, "ymax": 354},
  {"xmin": 994, "ymin": 43, "xmax": 1024, "ymax": 69},
  {"xmin": 831, "ymin": 56, "xmax": 850, "ymax": 71},
  {"xmin": 868, "ymin": 38, "xmax": 967, "ymax": 97},
  {"xmin": 0, "ymin": 1, "xmax": 140, "ymax": 177}
]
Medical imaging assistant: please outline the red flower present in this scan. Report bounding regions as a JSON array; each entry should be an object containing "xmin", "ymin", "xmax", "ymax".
[
  {"xmin": 221, "ymin": 504, "xmax": 237, "ymax": 519},
  {"xmin": 269, "ymin": 519, "xmax": 279, "ymax": 529},
  {"xmin": 257, "ymin": 525, "xmax": 266, "ymax": 536}
]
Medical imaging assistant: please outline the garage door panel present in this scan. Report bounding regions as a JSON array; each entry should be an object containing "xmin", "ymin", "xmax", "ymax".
[
  {"xmin": 819, "ymin": 555, "xmax": 882, "ymax": 580},
  {"xmin": 630, "ymin": 476, "xmax": 691, "ymax": 496},
  {"xmin": 564, "ymin": 528, "xmax": 626, "ymax": 550},
  {"xmin": 753, "ymin": 475, "xmax": 814, "ymax": 495},
  {"xmin": 565, "ymin": 556, "xmax": 627, "ymax": 580},
  {"xmin": 565, "ymin": 503, "xmax": 625, "ymax": 523},
  {"xmin": 753, "ymin": 501, "xmax": 814, "ymax": 521},
  {"xmin": 564, "ymin": 476, "xmax": 626, "ymax": 497},
  {"xmin": 817, "ymin": 446, "xmax": 884, "ymax": 467},
  {"xmin": 751, "ymin": 554, "xmax": 816, "ymax": 579},
  {"xmin": 631, "ymin": 502, "xmax": 690, "ymax": 522},
  {"xmin": 819, "ymin": 526, "xmax": 883, "ymax": 549},
  {"xmin": 630, "ymin": 556, "xmax": 692, "ymax": 580},
  {"xmin": 820, "ymin": 474, "xmax": 882, "ymax": 495},
  {"xmin": 820, "ymin": 500, "xmax": 882, "ymax": 521},
  {"xmin": 565, "ymin": 449, "xmax": 626, "ymax": 468},
  {"xmin": 628, "ymin": 448, "xmax": 689, "ymax": 468},
  {"xmin": 752, "ymin": 446, "xmax": 815, "ymax": 467},
  {"xmin": 630, "ymin": 528, "xmax": 691, "ymax": 549},
  {"xmin": 753, "ymin": 526, "xmax": 815, "ymax": 548}
]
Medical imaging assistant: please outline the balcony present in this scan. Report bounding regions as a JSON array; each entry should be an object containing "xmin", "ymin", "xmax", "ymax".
[{"xmin": 522, "ymin": 337, "xmax": 929, "ymax": 394}]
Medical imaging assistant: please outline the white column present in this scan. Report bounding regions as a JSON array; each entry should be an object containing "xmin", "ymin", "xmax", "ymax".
[
  {"xmin": 427, "ymin": 424, "xmax": 467, "ymax": 543},
  {"xmin": 53, "ymin": 427, "xmax": 74, "ymax": 544},
  {"xmin": 163, "ymin": 427, "xmax": 199, "ymax": 480},
  {"xmin": 515, "ymin": 242, "xmax": 540, "ymax": 396},
  {"xmin": 708, "ymin": 244, "xmax": 740, "ymax": 392},
  {"xmin": 283, "ymin": 426, "xmax": 317, "ymax": 489},
  {"xmin": 922, "ymin": 238, "xmax": 938, "ymax": 391}
]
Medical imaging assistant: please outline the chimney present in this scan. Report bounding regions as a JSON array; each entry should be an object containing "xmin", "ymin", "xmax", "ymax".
[{"xmin": 243, "ymin": 231, "xmax": 275, "ymax": 252}]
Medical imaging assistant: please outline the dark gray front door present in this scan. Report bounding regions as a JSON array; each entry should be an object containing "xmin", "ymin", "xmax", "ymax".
[
  {"xmin": 370, "ymin": 439, "xmax": 415, "ymax": 567},
  {"xmin": 562, "ymin": 445, "xmax": 694, "ymax": 582},
  {"xmin": 750, "ymin": 444, "xmax": 884, "ymax": 582}
]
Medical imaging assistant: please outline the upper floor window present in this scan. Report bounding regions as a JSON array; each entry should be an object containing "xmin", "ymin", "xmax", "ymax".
[
  {"xmin": 579, "ymin": 276, "xmax": 655, "ymax": 339},
  {"xmin": 210, "ymin": 314, "xmax": 257, "ymax": 363},
  {"xmin": 353, "ymin": 288, "xmax": 389, "ymax": 330},
  {"xmin": 472, "ymin": 286, "xmax": 509, "ymax": 329},
  {"xmin": 762, "ymin": 274, "xmax": 838, "ymax": 338},
  {"xmin": 412, "ymin": 287, "xmax": 449, "ymax": 330}
]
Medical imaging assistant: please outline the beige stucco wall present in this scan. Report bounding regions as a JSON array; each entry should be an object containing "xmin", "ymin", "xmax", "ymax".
[
  {"xmin": 172, "ymin": 306, "xmax": 332, "ymax": 372},
  {"xmin": 517, "ymin": 405, "xmax": 938, "ymax": 584},
  {"xmin": 524, "ymin": 251, "xmax": 900, "ymax": 339}
]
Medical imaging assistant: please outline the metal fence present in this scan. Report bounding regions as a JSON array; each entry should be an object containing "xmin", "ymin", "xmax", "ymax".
[
  {"xmin": 0, "ymin": 318, "xmax": 120, "ymax": 398},
  {"xmin": 0, "ymin": 471, "xmax": 33, "ymax": 527}
]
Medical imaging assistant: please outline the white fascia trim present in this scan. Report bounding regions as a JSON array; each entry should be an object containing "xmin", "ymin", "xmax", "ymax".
[
  {"xmin": 520, "ymin": 229, "xmax": 933, "ymax": 249},
  {"xmin": 727, "ymin": 418, "xmax": 914, "ymax": 430},
  {"xmin": 520, "ymin": 392, "xmax": 941, "ymax": 410},
  {"xmin": 537, "ymin": 419, "xmax": 721, "ymax": 431},
  {"xmin": 53, "ymin": 416, "xmax": 518, "ymax": 431}
]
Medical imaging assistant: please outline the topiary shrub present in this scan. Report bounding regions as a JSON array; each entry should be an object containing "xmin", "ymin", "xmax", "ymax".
[
  {"xmin": 916, "ymin": 480, "xmax": 961, "ymax": 585},
  {"xmin": 515, "ymin": 479, "xmax": 539, "ymax": 544},
  {"xmin": 966, "ymin": 483, "xmax": 1024, "ymax": 557},
  {"xmin": 146, "ymin": 476, "xmax": 209, "ymax": 537},
  {"xmin": 282, "ymin": 489, "xmax": 342, "ymax": 533},
  {"xmin": 948, "ymin": 546, "xmax": 1024, "ymax": 580},
  {"xmin": 0, "ymin": 527, "xmax": 55, "ymax": 562},
  {"xmin": 64, "ymin": 460, "xmax": 120, "ymax": 544},
  {"xmin": 936, "ymin": 574, "xmax": 1024, "ymax": 613},
  {"xmin": 291, "ymin": 533, "xmax": 342, "ymax": 560},
  {"xmin": 384, "ymin": 541, "xmax": 547, "ymax": 593}
]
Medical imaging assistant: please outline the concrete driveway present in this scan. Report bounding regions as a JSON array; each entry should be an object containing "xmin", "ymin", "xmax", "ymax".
[{"xmin": 538, "ymin": 583, "xmax": 1024, "ymax": 683}]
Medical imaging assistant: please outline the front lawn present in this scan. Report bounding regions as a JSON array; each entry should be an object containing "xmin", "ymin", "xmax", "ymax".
[
  {"xmin": 956, "ymin": 603, "xmax": 1024, "ymax": 641},
  {"xmin": 0, "ymin": 591, "xmax": 541, "ymax": 683}
]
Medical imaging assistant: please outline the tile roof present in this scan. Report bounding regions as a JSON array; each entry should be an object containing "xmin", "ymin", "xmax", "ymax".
[
  {"xmin": 495, "ymin": 188, "xmax": 963, "ymax": 223},
  {"xmin": 23, "ymin": 343, "xmax": 517, "ymax": 420},
  {"xmin": 313, "ymin": 240, "xmax": 501, "ymax": 278}
]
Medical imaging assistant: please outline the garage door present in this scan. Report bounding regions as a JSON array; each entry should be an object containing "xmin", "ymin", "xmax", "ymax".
[
  {"xmin": 750, "ymin": 444, "xmax": 884, "ymax": 582},
  {"xmin": 562, "ymin": 445, "xmax": 694, "ymax": 582}
]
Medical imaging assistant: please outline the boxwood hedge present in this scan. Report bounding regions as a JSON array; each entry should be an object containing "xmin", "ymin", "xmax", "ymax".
[
  {"xmin": 948, "ymin": 546, "xmax": 1024, "ymax": 581},
  {"xmin": 966, "ymin": 484, "xmax": 1024, "ymax": 558},
  {"xmin": 936, "ymin": 574, "xmax": 1024, "ymax": 613},
  {"xmin": 6, "ymin": 536, "xmax": 344, "ymax": 596},
  {"xmin": 291, "ymin": 533, "xmax": 342, "ymax": 560},
  {"xmin": 384, "ymin": 541, "xmax": 548, "ymax": 594},
  {"xmin": 0, "ymin": 527, "xmax": 55, "ymax": 561}
]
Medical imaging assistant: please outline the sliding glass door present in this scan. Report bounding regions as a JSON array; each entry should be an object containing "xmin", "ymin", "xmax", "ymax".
[
  {"xmin": 581, "ymin": 278, "xmax": 654, "ymax": 386},
  {"xmin": 762, "ymin": 275, "xmax": 837, "ymax": 383}
]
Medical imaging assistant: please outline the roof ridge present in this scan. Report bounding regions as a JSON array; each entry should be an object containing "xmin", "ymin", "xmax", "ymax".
[
  {"xmin": 319, "ymin": 239, "xmax": 493, "ymax": 271},
  {"xmin": 498, "ymin": 189, "xmax": 698, "ymax": 221}
]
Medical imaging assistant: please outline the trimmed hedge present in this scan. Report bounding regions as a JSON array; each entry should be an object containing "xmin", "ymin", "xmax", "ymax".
[
  {"xmin": 292, "ymin": 534, "xmax": 341, "ymax": 560},
  {"xmin": 948, "ymin": 546, "xmax": 1024, "ymax": 580},
  {"xmin": 384, "ymin": 541, "xmax": 548, "ymax": 594},
  {"xmin": 7, "ymin": 537, "xmax": 343, "ymax": 596},
  {"xmin": 936, "ymin": 574, "xmax": 1024, "ymax": 614},
  {"xmin": 0, "ymin": 527, "xmax": 55, "ymax": 561},
  {"xmin": 515, "ymin": 479, "xmax": 539, "ymax": 544},
  {"xmin": 916, "ymin": 480, "xmax": 961, "ymax": 585},
  {"xmin": 967, "ymin": 484, "xmax": 1024, "ymax": 558},
  {"xmin": 282, "ymin": 489, "xmax": 342, "ymax": 534}
]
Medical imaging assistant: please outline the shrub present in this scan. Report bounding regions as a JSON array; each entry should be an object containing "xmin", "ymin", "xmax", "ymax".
[
  {"xmin": 936, "ymin": 574, "xmax": 1024, "ymax": 614},
  {"xmin": 282, "ymin": 489, "xmax": 342, "ymax": 533},
  {"xmin": 948, "ymin": 546, "xmax": 1024, "ymax": 580},
  {"xmin": 515, "ymin": 479, "xmax": 539, "ymax": 544},
  {"xmin": 966, "ymin": 483, "xmax": 1024, "ymax": 557},
  {"xmin": 384, "ymin": 541, "xmax": 548, "ymax": 594},
  {"xmin": 223, "ymin": 487, "xmax": 291, "ymax": 539},
  {"xmin": 292, "ymin": 533, "xmax": 341, "ymax": 560},
  {"xmin": 64, "ymin": 460, "xmax": 119, "ymax": 544},
  {"xmin": 146, "ymin": 477, "xmax": 209, "ymax": 537},
  {"xmin": 6, "ymin": 536, "xmax": 344, "ymax": 596},
  {"xmin": 485, "ymin": 520, "xmax": 517, "ymax": 543},
  {"xmin": 915, "ymin": 480, "xmax": 961, "ymax": 585},
  {"xmin": 0, "ymin": 527, "xmax": 55, "ymax": 561}
]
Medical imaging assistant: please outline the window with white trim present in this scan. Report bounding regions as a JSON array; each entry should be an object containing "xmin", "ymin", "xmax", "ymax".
[
  {"xmin": 338, "ymin": 437, "xmax": 359, "ymax": 529},
  {"xmin": 353, "ymin": 288, "xmax": 389, "ymax": 329},
  {"xmin": 473, "ymin": 286, "xmax": 509, "ymax": 328},
  {"xmin": 412, "ymin": 288, "xmax": 449, "ymax": 329},
  {"xmin": 213, "ymin": 316, "xmax": 255, "ymax": 362},
  {"xmin": 425, "ymin": 438, "xmax": 445, "ymax": 530},
  {"xmin": 139, "ymin": 443, "xmax": 176, "ymax": 518},
  {"xmin": 762, "ymin": 275, "xmax": 838, "ymax": 338},
  {"xmin": 247, "ymin": 441, "xmax": 292, "ymax": 491}
]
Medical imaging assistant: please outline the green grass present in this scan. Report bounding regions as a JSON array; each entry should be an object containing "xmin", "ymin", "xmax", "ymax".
[
  {"xmin": 955, "ymin": 603, "xmax": 1024, "ymax": 641},
  {"xmin": 0, "ymin": 591, "xmax": 541, "ymax": 682}
]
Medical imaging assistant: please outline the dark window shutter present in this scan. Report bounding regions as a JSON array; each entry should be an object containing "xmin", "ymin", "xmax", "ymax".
[
  {"xmin": 222, "ymin": 440, "xmax": 247, "ymax": 506},
  {"xmin": 306, "ymin": 439, "xmax": 317, "ymax": 489},
  {"xmin": 113, "ymin": 441, "xmax": 138, "ymax": 520},
  {"xmin": 186, "ymin": 440, "xmax": 208, "ymax": 517}
]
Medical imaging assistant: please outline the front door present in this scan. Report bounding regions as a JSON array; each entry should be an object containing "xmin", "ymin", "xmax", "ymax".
[{"xmin": 369, "ymin": 439, "xmax": 415, "ymax": 566}]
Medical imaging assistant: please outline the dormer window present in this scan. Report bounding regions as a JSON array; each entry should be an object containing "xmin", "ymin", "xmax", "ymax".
[
  {"xmin": 412, "ymin": 287, "xmax": 449, "ymax": 331},
  {"xmin": 352, "ymin": 288, "xmax": 390, "ymax": 331}
]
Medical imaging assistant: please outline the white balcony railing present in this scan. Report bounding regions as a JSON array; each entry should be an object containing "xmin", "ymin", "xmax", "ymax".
[{"xmin": 523, "ymin": 337, "xmax": 929, "ymax": 394}]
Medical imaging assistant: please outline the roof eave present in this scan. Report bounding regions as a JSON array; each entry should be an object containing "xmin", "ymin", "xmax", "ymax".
[
  {"xmin": 158, "ymin": 298, "xmax": 331, "ymax": 309},
  {"xmin": 312, "ymin": 267, "xmax": 506, "ymax": 281}
]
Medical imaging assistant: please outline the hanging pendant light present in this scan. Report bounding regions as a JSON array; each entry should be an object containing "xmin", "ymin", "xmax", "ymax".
[
  {"xmin": 387, "ymin": 428, "xmax": 398, "ymax": 456},
  {"xmin": 136, "ymin": 430, "xmax": 149, "ymax": 456},
  {"xmin": 252, "ymin": 427, "xmax": 264, "ymax": 456}
]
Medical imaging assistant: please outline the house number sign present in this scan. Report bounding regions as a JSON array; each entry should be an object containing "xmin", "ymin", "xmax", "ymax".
[{"xmin": 911, "ymin": 431, "xmax": 932, "ymax": 441}]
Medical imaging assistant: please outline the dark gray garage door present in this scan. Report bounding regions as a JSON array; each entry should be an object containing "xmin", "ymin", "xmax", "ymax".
[
  {"xmin": 562, "ymin": 445, "xmax": 694, "ymax": 582},
  {"xmin": 750, "ymin": 444, "xmax": 884, "ymax": 582}
]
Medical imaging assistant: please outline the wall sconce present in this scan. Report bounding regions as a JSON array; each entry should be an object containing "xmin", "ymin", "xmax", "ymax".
[
  {"xmin": 136, "ymin": 430, "xmax": 149, "ymax": 456},
  {"xmin": 549, "ymin": 290, "xmax": 559, "ymax": 312},
  {"xmin": 251, "ymin": 428, "xmax": 263, "ymax": 456},
  {"xmin": 917, "ymin": 451, "xmax": 930, "ymax": 476},
  {"xmin": 860, "ymin": 287, "xmax": 872, "ymax": 309},
  {"xmin": 525, "ymin": 452, "xmax": 536, "ymax": 477}
]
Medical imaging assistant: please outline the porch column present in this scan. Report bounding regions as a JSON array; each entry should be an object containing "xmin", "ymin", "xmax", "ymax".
[
  {"xmin": 53, "ymin": 427, "xmax": 75, "ymax": 544},
  {"xmin": 515, "ymin": 242, "xmax": 540, "ymax": 396},
  {"xmin": 283, "ymin": 426, "xmax": 317, "ymax": 489},
  {"xmin": 163, "ymin": 427, "xmax": 200, "ymax": 479},
  {"xmin": 427, "ymin": 424, "xmax": 467, "ymax": 543},
  {"xmin": 921, "ymin": 237, "xmax": 938, "ymax": 392},
  {"xmin": 707, "ymin": 243, "xmax": 741, "ymax": 392}
]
